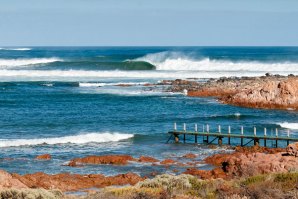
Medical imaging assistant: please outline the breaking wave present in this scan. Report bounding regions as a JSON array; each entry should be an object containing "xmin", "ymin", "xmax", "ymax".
[
  {"xmin": 278, "ymin": 122, "xmax": 298, "ymax": 130},
  {"xmin": 0, "ymin": 58, "xmax": 62, "ymax": 68},
  {"xmin": 0, "ymin": 132, "xmax": 134, "ymax": 147},
  {"xmin": 134, "ymin": 51, "xmax": 298, "ymax": 71}
]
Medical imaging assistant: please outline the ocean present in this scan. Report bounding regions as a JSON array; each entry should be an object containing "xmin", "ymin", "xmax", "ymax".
[{"xmin": 0, "ymin": 46, "xmax": 298, "ymax": 176}]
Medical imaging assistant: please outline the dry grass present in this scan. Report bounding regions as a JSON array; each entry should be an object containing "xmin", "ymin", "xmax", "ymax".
[
  {"xmin": 82, "ymin": 172, "xmax": 298, "ymax": 199},
  {"xmin": 0, "ymin": 188, "xmax": 64, "ymax": 199}
]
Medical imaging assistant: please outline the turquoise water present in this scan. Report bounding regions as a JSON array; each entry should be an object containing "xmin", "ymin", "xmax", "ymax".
[{"xmin": 0, "ymin": 47, "xmax": 298, "ymax": 176}]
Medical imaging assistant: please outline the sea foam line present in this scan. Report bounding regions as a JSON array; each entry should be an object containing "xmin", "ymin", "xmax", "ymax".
[
  {"xmin": 0, "ymin": 132, "xmax": 134, "ymax": 147},
  {"xmin": 0, "ymin": 58, "xmax": 61, "ymax": 68},
  {"xmin": 79, "ymin": 82, "xmax": 150, "ymax": 87},
  {"xmin": 0, "ymin": 69, "xmax": 293, "ymax": 81}
]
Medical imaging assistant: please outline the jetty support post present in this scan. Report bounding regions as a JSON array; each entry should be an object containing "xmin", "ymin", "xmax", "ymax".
[
  {"xmin": 253, "ymin": 127, "xmax": 259, "ymax": 146},
  {"xmin": 195, "ymin": 124, "xmax": 198, "ymax": 143},
  {"xmin": 183, "ymin": 123, "xmax": 186, "ymax": 143},
  {"xmin": 218, "ymin": 136, "xmax": 223, "ymax": 146},
  {"xmin": 287, "ymin": 129, "xmax": 290, "ymax": 145},
  {"xmin": 240, "ymin": 126, "xmax": 244, "ymax": 146},
  {"xmin": 254, "ymin": 138, "xmax": 260, "ymax": 146},
  {"xmin": 228, "ymin": 125, "xmax": 231, "ymax": 145},
  {"xmin": 264, "ymin": 127, "xmax": 267, "ymax": 147},
  {"xmin": 275, "ymin": 128, "xmax": 278, "ymax": 148},
  {"xmin": 174, "ymin": 133, "xmax": 179, "ymax": 143},
  {"xmin": 206, "ymin": 124, "xmax": 209, "ymax": 143}
]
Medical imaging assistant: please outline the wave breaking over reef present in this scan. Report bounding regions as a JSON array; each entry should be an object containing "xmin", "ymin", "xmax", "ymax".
[
  {"xmin": 0, "ymin": 132, "xmax": 134, "ymax": 147},
  {"xmin": 134, "ymin": 51, "xmax": 298, "ymax": 71}
]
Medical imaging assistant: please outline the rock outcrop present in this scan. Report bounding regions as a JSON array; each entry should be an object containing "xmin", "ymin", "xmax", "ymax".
[
  {"xmin": 225, "ymin": 152, "xmax": 298, "ymax": 177},
  {"xmin": 138, "ymin": 156, "xmax": 159, "ymax": 163},
  {"xmin": 13, "ymin": 172, "xmax": 144, "ymax": 192},
  {"xmin": 167, "ymin": 75, "xmax": 298, "ymax": 110},
  {"xmin": 0, "ymin": 170, "xmax": 28, "ymax": 189},
  {"xmin": 67, "ymin": 155, "xmax": 135, "ymax": 166},
  {"xmin": 286, "ymin": 142, "xmax": 298, "ymax": 157}
]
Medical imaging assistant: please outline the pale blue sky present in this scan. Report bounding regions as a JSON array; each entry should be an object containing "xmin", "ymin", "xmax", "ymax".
[{"xmin": 0, "ymin": 0, "xmax": 298, "ymax": 46}]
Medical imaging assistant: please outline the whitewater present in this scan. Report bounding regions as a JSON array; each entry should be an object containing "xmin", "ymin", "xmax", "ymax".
[{"xmin": 0, "ymin": 132, "xmax": 134, "ymax": 147}]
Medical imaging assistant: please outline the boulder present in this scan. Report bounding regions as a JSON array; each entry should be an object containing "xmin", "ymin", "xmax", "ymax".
[{"xmin": 286, "ymin": 142, "xmax": 298, "ymax": 157}]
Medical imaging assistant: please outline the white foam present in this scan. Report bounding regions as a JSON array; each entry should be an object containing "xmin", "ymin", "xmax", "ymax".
[
  {"xmin": 41, "ymin": 83, "xmax": 54, "ymax": 87},
  {"xmin": 0, "ymin": 132, "xmax": 134, "ymax": 147},
  {"xmin": 79, "ymin": 82, "xmax": 107, "ymax": 87},
  {"xmin": 79, "ymin": 82, "xmax": 150, "ymax": 87},
  {"xmin": 234, "ymin": 113, "xmax": 241, "ymax": 117},
  {"xmin": 0, "ymin": 47, "xmax": 32, "ymax": 51},
  {"xmin": 0, "ymin": 69, "xmax": 292, "ymax": 82},
  {"xmin": 0, "ymin": 58, "xmax": 61, "ymax": 68},
  {"xmin": 135, "ymin": 51, "xmax": 298, "ymax": 72},
  {"xmin": 278, "ymin": 122, "xmax": 298, "ymax": 130}
]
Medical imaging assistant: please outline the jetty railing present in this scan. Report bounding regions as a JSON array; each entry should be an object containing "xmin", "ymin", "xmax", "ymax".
[{"xmin": 167, "ymin": 123, "xmax": 298, "ymax": 148}]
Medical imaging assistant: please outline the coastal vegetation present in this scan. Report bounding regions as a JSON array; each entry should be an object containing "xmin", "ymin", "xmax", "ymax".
[{"xmin": 82, "ymin": 172, "xmax": 298, "ymax": 199}]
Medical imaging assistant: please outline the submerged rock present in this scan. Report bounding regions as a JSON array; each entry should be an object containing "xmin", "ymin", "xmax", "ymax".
[
  {"xmin": 35, "ymin": 154, "xmax": 51, "ymax": 160},
  {"xmin": 138, "ymin": 156, "xmax": 159, "ymax": 163}
]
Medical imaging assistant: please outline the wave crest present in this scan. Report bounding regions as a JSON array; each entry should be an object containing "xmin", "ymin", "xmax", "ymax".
[
  {"xmin": 0, "ymin": 58, "xmax": 62, "ymax": 68},
  {"xmin": 134, "ymin": 51, "xmax": 298, "ymax": 71},
  {"xmin": 0, "ymin": 132, "xmax": 134, "ymax": 147}
]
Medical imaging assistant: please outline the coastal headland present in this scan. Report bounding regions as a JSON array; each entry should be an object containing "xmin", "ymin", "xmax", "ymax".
[{"xmin": 166, "ymin": 74, "xmax": 298, "ymax": 110}]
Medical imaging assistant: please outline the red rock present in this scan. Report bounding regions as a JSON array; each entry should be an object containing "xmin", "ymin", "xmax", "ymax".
[
  {"xmin": 138, "ymin": 156, "xmax": 159, "ymax": 163},
  {"xmin": 224, "ymin": 152, "xmax": 298, "ymax": 177},
  {"xmin": 0, "ymin": 170, "xmax": 28, "ymax": 189},
  {"xmin": 67, "ymin": 155, "xmax": 135, "ymax": 166},
  {"xmin": 13, "ymin": 172, "xmax": 144, "ymax": 192},
  {"xmin": 183, "ymin": 167, "xmax": 227, "ymax": 180},
  {"xmin": 182, "ymin": 153, "xmax": 197, "ymax": 159},
  {"xmin": 160, "ymin": 159, "xmax": 176, "ymax": 165},
  {"xmin": 171, "ymin": 75, "xmax": 298, "ymax": 110},
  {"xmin": 35, "ymin": 154, "xmax": 51, "ymax": 160}
]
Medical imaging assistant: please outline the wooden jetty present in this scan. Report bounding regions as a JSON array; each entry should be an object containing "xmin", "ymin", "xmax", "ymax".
[{"xmin": 167, "ymin": 123, "xmax": 298, "ymax": 148}]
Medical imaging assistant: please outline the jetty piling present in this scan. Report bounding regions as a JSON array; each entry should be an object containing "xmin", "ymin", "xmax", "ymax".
[{"xmin": 167, "ymin": 123, "xmax": 298, "ymax": 148}]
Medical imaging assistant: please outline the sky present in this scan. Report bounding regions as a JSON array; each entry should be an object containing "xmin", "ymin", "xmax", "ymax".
[{"xmin": 0, "ymin": 0, "xmax": 298, "ymax": 46}]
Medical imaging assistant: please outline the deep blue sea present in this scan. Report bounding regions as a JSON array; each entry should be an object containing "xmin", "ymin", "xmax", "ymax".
[{"xmin": 0, "ymin": 46, "xmax": 298, "ymax": 176}]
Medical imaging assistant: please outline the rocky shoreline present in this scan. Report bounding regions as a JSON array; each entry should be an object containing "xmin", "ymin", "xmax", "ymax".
[
  {"xmin": 1, "ymin": 143, "xmax": 298, "ymax": 198},
  {"xmin": 165, "ymin": 74, "xmax": 298, "ymax": 110}
]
